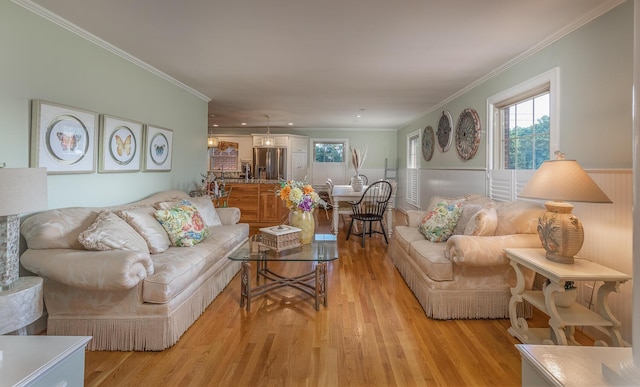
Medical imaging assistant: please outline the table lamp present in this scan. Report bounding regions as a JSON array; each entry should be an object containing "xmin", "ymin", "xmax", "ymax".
[
  {"xmin": 0, "ymin": 167, "xmax": 48, "ymax": 290},
  {"xmin": 518, "ymin": 152, "xmax": 611, "ymax": 264}
]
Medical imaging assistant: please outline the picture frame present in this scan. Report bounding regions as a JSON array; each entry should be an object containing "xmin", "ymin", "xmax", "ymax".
[
  {"xmin": 30, "ymin": 100, "xmax": 98, "ymax": 174},
  {"xmin": 143, "ymin": 125, "xmax": 173, "ymax": 171},
  {"xmin": 98, "ymin": 115, "xmax": 143, "ymax": 173}
]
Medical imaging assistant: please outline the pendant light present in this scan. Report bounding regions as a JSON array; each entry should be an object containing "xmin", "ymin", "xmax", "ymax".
[{"xmin": 262, "ymin": 115, "xmax": 274, "ymax": 147}]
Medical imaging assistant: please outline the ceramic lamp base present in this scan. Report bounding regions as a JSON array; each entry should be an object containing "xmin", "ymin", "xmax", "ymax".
[
  {"xmin": 0, "ymin": 214, "xmax": 21, "ymax": 290},
  {"xmin": 538, "ymin": 201, "xmax": 584, "ymax": 264}
]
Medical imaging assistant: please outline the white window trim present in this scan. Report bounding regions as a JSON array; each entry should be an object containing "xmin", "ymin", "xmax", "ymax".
[
  {"xmin": 310, "ymin": 137, "xmax": 349, "ymax": 185},
  {"xmin": 406, "ymin": 129, "xmax": 420, "ymax": 208},
  {"xmin": 486, "ymin": 67, "xmax": 560, "ymax": 170}
]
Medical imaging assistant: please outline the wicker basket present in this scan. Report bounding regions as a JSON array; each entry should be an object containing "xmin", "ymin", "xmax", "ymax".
[{"xmin": 259, "ymin": 225, "xmax": 302, "ymax": 253}]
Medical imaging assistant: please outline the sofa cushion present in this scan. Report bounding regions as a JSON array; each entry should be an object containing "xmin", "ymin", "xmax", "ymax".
[
  {"xmin": 78, "ymin": 210, "xmax": 149, "ymax": 253},
  {"xmin": 142, "ymin": 223, "xmax": 249, "ymax": 303},
  {"xmin": 464, "ymin": 204, "xmax": 498, "ymax": 236},
  {"xmin": 409, "ymin": 240, "xmax": 452, "ymax": 281},
  {"xmin": 393, "ymin": 225, "xmax": 425, "ymax": 254},
  {"xmin": 154, "ymin": 201, "xmax": 211, "ymax": 247},
  {"xmin": 418, "ymin": 203, "xmax": 462, "ymax": 242},
  {"xmin": 117, "ymin": 206, "xmax": 171, "ymax": 254},
  {"xmin": 21, "ymin": 207, "xmax": 99, "ymax": 250}
]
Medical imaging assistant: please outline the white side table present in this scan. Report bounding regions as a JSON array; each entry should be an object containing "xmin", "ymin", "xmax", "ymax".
[
  {"xmin": 505, "ymin": 248, "xmax": 631, "ymax": 346},
  {"xmin": 0, "ymin": 335, "xmax": 92, "ymax": 387},
  {"xmin": 0, "ymin": 277, "xmax": 43, "ymax": 335}
]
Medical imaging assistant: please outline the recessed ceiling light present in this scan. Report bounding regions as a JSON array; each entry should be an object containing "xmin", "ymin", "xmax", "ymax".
[
  {"xmin": 241, "ymin": 122, "xmax": 247, "ymax": 126},
  {"xmin": 288, "ymin": 123, "xmax": 293, "ymax": 126},
  {"xmin": 356, "ymin": 115, "xmax": 362, "ymax": 118},
  {"xmin": 213, "ymin": 124, "xmax": 219, "ymax": 127}
]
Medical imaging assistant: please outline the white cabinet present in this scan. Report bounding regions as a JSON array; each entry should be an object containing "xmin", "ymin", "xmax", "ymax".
[
  {"xmin": 252, "ymin": 135, "xmax": 289, "ymax": 147},
  {"xmin": 290, "ymin": 136, "xmax": 309, "ymax": 153},
  {"xmin": 291, "ymin": 152, "xmax": 308, "ymax": 181},
  {"xmin": 0, "ymin": 336, "xmax": 92, "ymax": 387}
]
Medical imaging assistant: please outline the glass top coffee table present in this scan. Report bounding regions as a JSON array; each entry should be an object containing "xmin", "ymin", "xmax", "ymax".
[{"xmin": 228, "ymin": 234, "xmax": 338, "ymax": 311}]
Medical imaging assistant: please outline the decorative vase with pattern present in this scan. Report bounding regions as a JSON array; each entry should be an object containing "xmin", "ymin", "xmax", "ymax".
[
  {"xmin": 351, "ymin": 174, "xmax": 364, "ymax": 192},
  {"xmin": 290, "ymin": 210, "xmax": 315, "ymax": 244}
]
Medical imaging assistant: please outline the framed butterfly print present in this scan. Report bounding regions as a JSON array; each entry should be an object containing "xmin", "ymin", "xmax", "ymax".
[
  {"xmin": 143, "ymin": 125, "xmax": 173, "ymax": 171},
  {"xmin": 30, "ymin": 100, "xmax": 98, "ymax": 174},
  {"xmin": 98, "ymin": 115, "xmax": 143, "ymax": 173}
]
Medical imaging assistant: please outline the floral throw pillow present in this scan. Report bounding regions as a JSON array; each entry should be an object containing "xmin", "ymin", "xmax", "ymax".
[
  {"xmin": 154, "ymin": 202, "xmax": 210, "ymax": 247},
  {"xmin": 418, "ymin": 202, "xmax": 463, "ymax": 243}
]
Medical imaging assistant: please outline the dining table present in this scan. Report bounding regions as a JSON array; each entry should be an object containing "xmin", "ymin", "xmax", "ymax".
[{"xmin": 330, "ymin": 184, "xmax": 396, "ymax": 237}]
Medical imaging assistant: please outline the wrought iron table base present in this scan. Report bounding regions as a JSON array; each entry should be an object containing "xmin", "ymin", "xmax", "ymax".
[{"xmin": 240, "ymin": 261, "xmax": 328, "ymax": 311}]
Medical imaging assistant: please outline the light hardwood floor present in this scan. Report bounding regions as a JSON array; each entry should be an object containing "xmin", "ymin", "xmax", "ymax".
[{"xmin": 83, "ymin": 210, "xmax": 590, "ymax": 386}]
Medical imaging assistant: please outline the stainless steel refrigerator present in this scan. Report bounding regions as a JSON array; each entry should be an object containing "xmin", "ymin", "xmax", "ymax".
[{"xmin": 253, "ymin": 147, "xmax": 287, "ymax": 180}]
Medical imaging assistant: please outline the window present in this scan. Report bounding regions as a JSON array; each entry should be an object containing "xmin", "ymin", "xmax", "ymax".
[
  {"xmin": 314, "ymin": 142, "xmax": 345, "ymax": 162},
  {"xmin": 210, "ymin": 142, "xmax": 239, "ymax": 171},
  {"xmin": 500, "ymin": 92, "xmax": 550, "ymax": 170},
  {"xmin": 406, "ymin": 130, "xmax": 420, "ymax": 207},
  {"xmin": 487, "ymin": 68, "xmax": 559, "ymax": 201},
  {"xmin": 488, "ymin": 68, "xmax": 558, "ymax": 170}
]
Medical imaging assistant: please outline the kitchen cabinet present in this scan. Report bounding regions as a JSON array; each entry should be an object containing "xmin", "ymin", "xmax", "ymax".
[
  {"xmin": 291, "ymin": 152, "xmax": 308, "ymax": 182},
  {"xmin": 225, "ymin": 184, "xmax": 259, "ymax": 223},
  {"xmin": 221, "ymin": 183, "xmax": 288, "ymax": 233},
  {"xmin": 259, "ymin": 184, "xmax": 288, "ymax": 224}
]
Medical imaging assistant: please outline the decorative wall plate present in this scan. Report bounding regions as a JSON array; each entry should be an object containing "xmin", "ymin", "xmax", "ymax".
[
  {"xmin": 421, "ymin": 125, "xmax": 435, "ymax": 161},
  {"xmin": 436, "ymin": 111, "xmax": 453, "ymax": 152},
  {"xmin": 455, "ymin": 108, "xmax": 481, "ymax": 161}
]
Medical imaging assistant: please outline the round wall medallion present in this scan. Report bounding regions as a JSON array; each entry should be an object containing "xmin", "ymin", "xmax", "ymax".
[
  {"xmin": 421, "ymin": 125, "xmax": 435, "ymax": 161},
  {"xmin": 436, "ymin": 111, "xmax": 453, "ymax": 152},
  {"xmin": 455, "ymin": 108, "xmax": 481, "ymax": 161}
]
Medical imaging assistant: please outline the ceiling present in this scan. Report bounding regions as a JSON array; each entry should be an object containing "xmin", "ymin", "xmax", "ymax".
[{"xmin": 28, "ymin": 0, "xmax": 621, "ymax": 130}]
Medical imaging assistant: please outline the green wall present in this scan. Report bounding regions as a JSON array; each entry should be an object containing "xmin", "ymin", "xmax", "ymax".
[
  {"xmin": 0, "ymin": 1, "xmax": 209, "ymax": 209},
  {"xmin": 397, "ymin": 1, "xmax": 633, "ymax": 170}
]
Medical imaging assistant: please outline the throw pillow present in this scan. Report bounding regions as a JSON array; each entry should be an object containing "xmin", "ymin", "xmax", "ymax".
[
  {"xmin": 154, "ymin": 203, "xmax": 211, "ymax": 247},
  {"xmin": 464, "ymin": 204, "xmax": 498, "ymax": 236},
  {"xmin": 451, "ymin": 203, "xmax": 482, "ymax": 236},
  {"xmin": 418, "ymin": 202, "xmax": 463, "ymax": 243},
  {"xmin": 426, "ymin": 195, "xmax": 467, "ymax": 212},
  {"xmin": 117, "ymin": 206, "xmax": 171, "ymax": 253},
  {"xmin": 177, "ymin": 197, "xmax": 222, "ymax": 227},
  {"xmin": 78, "ymin": 210, "xmax": 149, "ymax": 253}
]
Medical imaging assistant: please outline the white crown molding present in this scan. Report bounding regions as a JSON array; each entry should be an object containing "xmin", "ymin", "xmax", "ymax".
[
  {"xmin": 423, "ymin": 0, "xmax": 625, "ymax": 118},
  {"xmin": 11, "ymin": 0, "xmax": 211, "ymax": 103}
]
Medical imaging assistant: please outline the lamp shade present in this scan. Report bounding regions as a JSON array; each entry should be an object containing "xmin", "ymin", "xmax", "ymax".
[
  {"xmin": 518, "ymin": 160, "xmax": 612, "ymax": 203},
  {"xmin": 0, "ymin": 167, "xmax": 48, "ymax": 216}
]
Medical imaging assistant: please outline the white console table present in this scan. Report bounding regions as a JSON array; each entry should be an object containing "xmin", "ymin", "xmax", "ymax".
[
  {"xmin": 505, "ymin": 248, "xmax": 631, "ymax": 346},
  {"xmin": 0, "ymin": 335, "xmax": 92, "ymax": 387}
]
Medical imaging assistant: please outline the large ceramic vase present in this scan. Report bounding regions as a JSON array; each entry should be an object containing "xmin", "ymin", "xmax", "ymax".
[
  {"xmin": 290, "ymin": 210, "xmax": 315, "ymax": 244},
  {"xmin": 351, "ymin": 173, "xmax": 364, "ymax": 192}
]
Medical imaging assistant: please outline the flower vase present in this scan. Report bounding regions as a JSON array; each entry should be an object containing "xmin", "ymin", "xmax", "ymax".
[
  {"xmin": 290, "ymin": 210, "xmax": 315, "ymax": 244},
  {"xmin": 351, "ymin": 174, "xmax": 363, "ymax": 192}
]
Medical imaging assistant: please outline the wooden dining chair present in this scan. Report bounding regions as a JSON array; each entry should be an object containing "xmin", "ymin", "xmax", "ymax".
[{"xmin": 346, "ymin": 180, "xmax": 392, "ymax": 247}]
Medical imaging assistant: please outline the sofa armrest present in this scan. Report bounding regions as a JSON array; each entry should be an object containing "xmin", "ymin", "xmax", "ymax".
[
  {"xmin": 20, "ymin": 248, "xmax": 153, "ymax": 291},
  {"xmin": 216, "ymin": 207, "xmax": 241, "ymax": 225},
  {"xmin": 445, "ymin": 234, "xmax": 542, "ymax": 266}
]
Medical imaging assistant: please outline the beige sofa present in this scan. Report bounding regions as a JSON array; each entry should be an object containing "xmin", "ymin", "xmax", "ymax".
[
  {"xmin": 390, "ymin": 195, "xmax": 544, "ymax": 319},
  {"xmin": 20, "ymin": 190, "xmax": 248, "ymax": 351}
]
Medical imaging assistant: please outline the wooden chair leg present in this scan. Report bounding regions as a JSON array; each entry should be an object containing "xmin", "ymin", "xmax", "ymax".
[
  {"xmin": 346, "ymin": 218, "xmax": 354, "ymax": 240},
  {"xmin": 361, "ymin": 220, "xmax": 366, "ymax": 248},
  {"xmin": 379, "ymin": 220, "xmax": 388, "ymax": 244}
]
